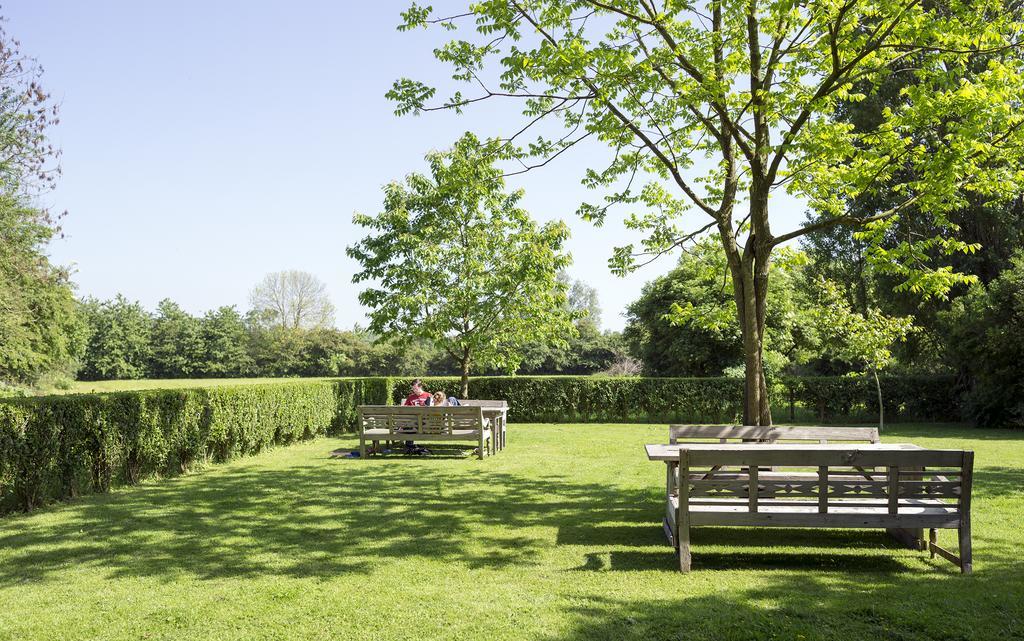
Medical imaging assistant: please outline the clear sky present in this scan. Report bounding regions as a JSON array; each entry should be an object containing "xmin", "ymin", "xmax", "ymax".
[{"xmin": 6, "ymin": 1, "xmax": 807, "ymax": 331}]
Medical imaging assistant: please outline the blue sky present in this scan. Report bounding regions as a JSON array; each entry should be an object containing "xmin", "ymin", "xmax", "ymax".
[{"xmin": 7, "ymin": 1, "xmax": 807, "ymax": 331}]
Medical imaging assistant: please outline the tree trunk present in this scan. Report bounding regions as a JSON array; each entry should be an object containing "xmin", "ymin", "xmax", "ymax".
[
  {"xmin": 460, "ymin": 349, "xmax": 471, "ymax": 399},
  {"xmin": 872, "ymin": 367, "xmax": 884, "ymax": 432},
  {"xmin": 722, "ymin": 189, "xmax": 774, "ymax": 427}
]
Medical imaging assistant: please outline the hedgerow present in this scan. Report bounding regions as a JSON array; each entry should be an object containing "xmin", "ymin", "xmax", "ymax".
[
  {"xmin": 0, "ymin": 374, "xmax": 960, "ymax": 515},
  {"xmin": 0, "ymin": 378, "xmax": 391, "ymax": 514}
]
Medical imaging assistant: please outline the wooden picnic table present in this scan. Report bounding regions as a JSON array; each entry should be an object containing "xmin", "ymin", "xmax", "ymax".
[
  {"xmin": 646, "ymin": 442, "xmax": 924, "ymax": 461},
  {"xmin": 643, "ymin": 441, "xmax": 972, "ymax": 572},
  {"xmin": 646, "ymin": 442, "xmax": 926, "ymax": 499}
]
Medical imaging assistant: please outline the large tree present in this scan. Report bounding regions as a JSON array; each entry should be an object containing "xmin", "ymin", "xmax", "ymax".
[
  {"xmin": 389, "ymin": 0, "xmax": 1024, "ymax": 424},
  {"xmin": 249, "ymin": 270, "xmax": 336, "ymax": 330},
  {"xmin": 347, "ymin": 132, "xmax": 577, "ymax": 397},
  {"xmin": 0, "ymin": 15, "xmax": 81, "ymax": 389}
]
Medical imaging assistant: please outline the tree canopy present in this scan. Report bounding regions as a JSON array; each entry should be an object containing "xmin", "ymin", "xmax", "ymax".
[
  {"xmin": 389, "ymin": 0, "xmax": 1024, "ymax": 424},
  {"xmin": 249, "ymin": 270, "xmax": 336, "ymax": 330},
  {"xmin": 347, "ymin": 132, "xmax": 578, "ymax": 396}
]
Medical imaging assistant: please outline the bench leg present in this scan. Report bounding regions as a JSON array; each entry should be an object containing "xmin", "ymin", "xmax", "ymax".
[
  {"xmin": 959, "ymin": 525, "xmax": 972, "ymax": 574},
  {"xmin": 677, "ymin": 517, "xmax": 691, "ymax": 572},
  {"xmin": 929, "ymin": 528, "xmax": 937, "ymax": 559},
  {"xmin": 479, "ymin": 432, "xmax": 486, "ymax": 460},
  {"xmin": 359, "ymin": 434, "xmax": 366, "ymax": 459}
]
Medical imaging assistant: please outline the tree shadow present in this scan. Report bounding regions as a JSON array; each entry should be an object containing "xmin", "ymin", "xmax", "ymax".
[
  {"xmin": 0, "ymin": 454, "xmax": 665, "ymax": 587},
  {"xmin": 540, "ymin": 564, "xmax": 1024, "ymax": 641}
]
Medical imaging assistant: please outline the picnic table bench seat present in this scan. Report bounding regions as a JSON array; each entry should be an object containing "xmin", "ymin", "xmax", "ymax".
[
  {"xmin": 649, "ymin": 443, "xmax": 974, "ymax": 573},
  {"xmin": 356, "ymin": 405, "xmax": 497, "ymax": 459}
]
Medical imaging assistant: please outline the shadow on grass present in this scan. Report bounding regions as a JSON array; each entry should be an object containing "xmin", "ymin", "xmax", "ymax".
[
  {"xmin": 0, "ymin": 441, "xmax": 1020, "ymax": 596},
  {"xmin": 541, "ymin": 565, "xmax": 1024, "ymax": 641}
]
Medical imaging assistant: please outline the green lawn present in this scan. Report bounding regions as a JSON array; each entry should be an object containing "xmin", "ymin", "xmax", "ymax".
[
  {"xmin": 0, "ymin": 424, "xmax": 1021, "ymax": 641},
  {"xmin": 64, "ymin": 377, "xmax": 335, "ymax": 394}
]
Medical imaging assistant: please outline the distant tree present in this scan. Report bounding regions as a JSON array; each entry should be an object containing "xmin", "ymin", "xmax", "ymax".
[
  {"xmin": 348, "ymin": 132, "xmax": 577, "ymax": 397},
  {"xmin": 78, "ymin": 296, "xmax": 153, "ymax": 381},
  {"xmin": 249, "ymin": 270, "xmax": 336, "ymax": 330},
  {"xmin": 813, "ymin": 279, "xmax": 916, "ymax": 430},
  {"xmin": 149, "ymin": 299, "xmax": 204, "ymax": 378},
  {"xmin": 0, "ymin": 196, "xmax": 85, "ymax": 388},
  {"xmin": 196, "ymin": 306, "xmax": 252, "ymax": 377},
  {"xmin": 560, "ymin": 272, "xmax": 601, "ymax": 331},
  {"xmin": 0, "ymin": 18, "xmax": 61, "ymax": 200},
  {"xmin": 0, "ymin": 18, "xmax": 81, "ymax": 390}
]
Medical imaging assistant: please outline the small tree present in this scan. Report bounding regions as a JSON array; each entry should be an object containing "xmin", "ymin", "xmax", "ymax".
[
  {"xmin": 347, "ymin": 132, "xmax": 577, "ymax": 397},
  {"xmin": 814, "ymin": 278, "xmax": 915, "ymax": 429},
  {"xmin": 249, "ymin": 270, "xmax": 336, "ymax": 330}
]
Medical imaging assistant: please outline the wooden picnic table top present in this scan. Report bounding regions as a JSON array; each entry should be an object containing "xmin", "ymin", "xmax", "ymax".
[{"xmin": 644, "ymin": 442, "xmax": 925, "ymax": 462}]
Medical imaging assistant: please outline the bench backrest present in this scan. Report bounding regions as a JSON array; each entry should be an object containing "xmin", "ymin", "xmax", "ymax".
[
  {"xmin": 677, "ymin": 446, "xmax": 972, "ymax": 517},
  {"xmin": 357, "ymin": 405, "xmax": 485, "ymax": 435},
  {"xmin": 669, "ymin": 424, "xmax": 880, "ymax": 445}
]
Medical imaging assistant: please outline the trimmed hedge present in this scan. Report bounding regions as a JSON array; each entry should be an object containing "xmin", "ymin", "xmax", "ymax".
[
  {"xmin": 391, "ymin": 376, "xmax": 746, "ymax": 424},
  {"xmin": 781, "ymin": 375, "xmax": 961, "ymax": 423},
  {"xmin": 0, "ymin": 374, "xmax": 961, "ymax": 515},
  {"xmin": 0, "ymin": 378, "xmax": 391, "ymax": 514}
]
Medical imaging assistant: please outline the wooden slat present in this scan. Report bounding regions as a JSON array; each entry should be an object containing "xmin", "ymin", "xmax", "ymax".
[
  {"xmin": 818, "ymin": 465, "xmax": 828, "ymax": 514},
  {"xmin": 888, "ymin": 466, "xmax": 900, "ymax": 514},
  {"xmin": 669, "ymin": 424, "xmax": 880, "ymax": 443},
  {"xmin": 672, "ymin": 446, "xmax": 966, "ymax": 468},
  {"xmin": 687, "ymin": 510, "xmax": 961, "ymax": 529},
  {"xmin": 748, "ymin": 466, "xmax": 758, "ymax": 513}
]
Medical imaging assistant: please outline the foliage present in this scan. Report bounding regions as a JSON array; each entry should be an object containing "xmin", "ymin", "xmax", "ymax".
[
  {"xmin": 77, "ymin": 295, "xmax": 153, "ymax": 381},
  {"xmin": 387, "ymin": 374, "xmax": 957, "ymax": 425},
  {"xmin": 249, "ymin": 270, "xmax": 336, "ymax": 330},
  {"xmin": 149, "ymin": 299, "xmax": 204, "ymax": 378},
  {"xmin": 942, "ymin": 252, "xmax": 1024, "ymax": 426},
  {"xmin": 0, "ymin": 196, "xmax": 86, "ymax": 387},
  {"xmin": 0, "ymin": 378, "xmax": 389, "ymax": 513},
  {"xmin": 625, "ymin": 241, "xmax": 816, "ymax": 377},
  {"xmin": 389, "ymin": 0, "xmax": 1024, "ymax": 425},
  {"xmin": 0, "ymin": 22, "xmax": 82, "ymax": 389},
  {"xmin": 813, "ymin": 279, "xmax": 916, "ymax": 374},
  {"xmin": 783, "ymin": 375, "xmax": 959, "ymax": 424},
  {"xmin": 195, "ymin": 306, "xmax": 252, "ymax": 377},
  {"xmin": 348, "ymin": 132, "xmax": 578, "ymax": 395}
]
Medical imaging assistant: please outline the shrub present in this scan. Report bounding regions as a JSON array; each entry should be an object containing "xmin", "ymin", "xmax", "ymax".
[
  {"xmin": 392, "ymin": 375, "xmax": 960, "ymax": 424},
  {"xmin": 0, "ymin": 379, "xmax": 391, "ymax": 514},
  {"xmin": 1, "ymin": 374, "xmax": 963, "ymax": 515}
]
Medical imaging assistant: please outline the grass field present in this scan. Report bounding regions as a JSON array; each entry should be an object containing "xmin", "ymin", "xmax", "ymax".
[
  {"xmin": 64, "ymin": 377, "xmax": 335, "ymax": 394},
  {"xmin": 0, "ymin": 423, "xmax": 1021, "ymax": 641}
]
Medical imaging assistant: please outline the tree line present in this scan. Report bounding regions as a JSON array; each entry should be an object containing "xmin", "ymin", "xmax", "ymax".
[{"xmin": 70, "ymin": 272, "xmax": 629, "ymax": 383}]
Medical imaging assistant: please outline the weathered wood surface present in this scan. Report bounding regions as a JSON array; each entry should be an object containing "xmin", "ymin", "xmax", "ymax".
[
  {"xmin": 459, "ymin": 401, "xmax": 509, "ymax": 451},
  {"xmin": 669, "ymin": 424, "xmax": 880, "ymax": 444},
  {"xmin": 647, "ymin": 442, "xmax": 927, "ymax": 461},
  {"xmin": 357, "ymin": 405, "xmax": 497, "ymax": 460},
  {"xmin": 653, "ymin": 444, "xmax": 973, "ymax": 574}
]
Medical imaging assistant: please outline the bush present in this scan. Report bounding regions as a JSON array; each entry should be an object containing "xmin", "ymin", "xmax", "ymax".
[
  {"xmin": 1, "ymin": 374, "xmax": 964, "ymax": 515},
  {"xmin": 0, "ymin": 379, "xmax": 391, "ymax": 514},
  {"xmin": 780, "ymin": 375, "xmax": 961, "ymax": 423},
  {"xmin": 391, "ymin": 376, "xmax": 746, "ymax": 423},
  {"xmin": 392, "ymin": 375, "xmax": 960, "ymax": 424}
]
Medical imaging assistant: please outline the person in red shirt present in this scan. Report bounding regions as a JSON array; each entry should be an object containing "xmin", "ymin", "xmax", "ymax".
[
  {"xmin": 404, "ymin": 379, "xmax": 431, "ymax": 406},
  {"xmin": 401, "ymin": 379, "xmax": 431, "ymax": 454}
]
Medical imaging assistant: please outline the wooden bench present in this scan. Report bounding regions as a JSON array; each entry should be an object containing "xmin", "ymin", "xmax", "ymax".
[
  {"xmin": 458, "ymin": 399, "xmax": 508, "ymax": 451},
  {"xmin": 669, "ymin": 424, "xmax": 880, "ymax": 445},
  {"xmin": 659, "ymin": 444, "xmax": 973, "ymax": 573},
  {"xmin": 356, "ymin": 405, "xmax": 494, "ymax": 459}
]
